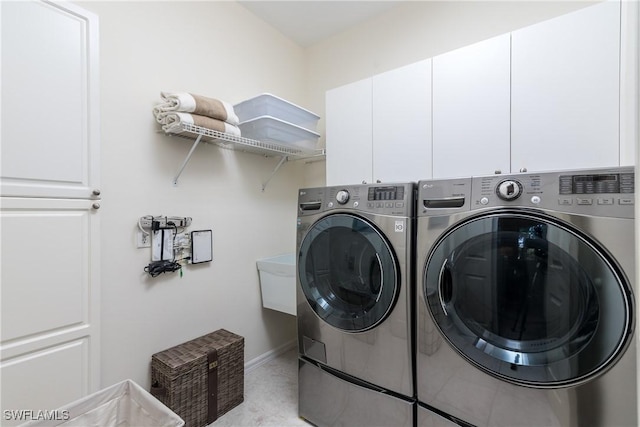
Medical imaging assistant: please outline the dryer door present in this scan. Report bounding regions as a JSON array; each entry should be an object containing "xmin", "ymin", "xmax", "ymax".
[
  {"xmin": 424, "ymin": 211, "xmax": 634, "ymax": 387},
  {"xmin": 299, "ymin": 213, "xmax": 399, "ymax": 332}
]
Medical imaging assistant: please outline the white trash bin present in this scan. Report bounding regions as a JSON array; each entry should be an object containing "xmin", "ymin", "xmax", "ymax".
[{"xmin": 20, "ymin": 379, "xmax": 184, "ymax": 427}]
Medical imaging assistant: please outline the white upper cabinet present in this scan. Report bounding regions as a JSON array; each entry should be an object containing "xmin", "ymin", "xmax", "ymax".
[
  {"xmin": 327, "ymin": 1, "xmax": 630, "ymax": 184},
  {"xmin": 511, "ymin": 1, "xmax": 621, "ymax": 173},
  {"xmin": 1, "ymin": 0, "xmax": 100, "ymax": 199},
  {"xmin": 372, "ymin": 59, "xmax": 432, "ymax": 183},
  {"xmin": 326, "ymin": 78, "xmax": 373, "ymax": 186},
  {"xmin": 326, "ymin": 60, "xmax": 432, "ymax": 186},
  {"xmin": 432, "ymin": 34, "xmax": 511, "ymax": 179}
]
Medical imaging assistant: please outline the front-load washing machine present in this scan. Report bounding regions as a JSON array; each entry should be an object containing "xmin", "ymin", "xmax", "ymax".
[
  {"xmin": 297, "ymin": 183, "xmax": 415, "ymax": 427},
  {"xmin": 416, "ymin": 167, "xmax": 636, "ymax": 427}
]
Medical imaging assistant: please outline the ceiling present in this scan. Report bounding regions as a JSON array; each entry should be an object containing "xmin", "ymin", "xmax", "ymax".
[{"xmin": 238, "ymin": 1, "xmax": 403, "ymax": 47}]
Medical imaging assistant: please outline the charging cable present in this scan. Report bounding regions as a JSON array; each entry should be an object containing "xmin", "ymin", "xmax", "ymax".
[{"xmin": 144, "ymin": 260, "xmax": 182, "ymax": 277}]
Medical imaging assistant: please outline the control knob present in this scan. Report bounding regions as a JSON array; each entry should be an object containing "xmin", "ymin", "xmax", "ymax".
[
  {"xmin": 336, "ymin": 190, "xmax": 350, "ymax": 204},
  {"xmin": 496, "ymin": 180, "xmax": 522, "ymax": 201}
]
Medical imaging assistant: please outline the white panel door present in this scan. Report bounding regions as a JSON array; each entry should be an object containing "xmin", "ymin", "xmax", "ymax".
[
  {"xmin": 326, "ymin": 78, "xmax": 373, "ymax": 186},
  {"xmin": 1, "ymin": 0, "xmax": 100, "ymax": 199},
  {"xmin": 511, "ymin": 1, "xmax": 620, "ymax": 173},
  {"xmin": 0, "ymin": 1, "xmax": 100, "ymax": 424},
  {"xmin": 373, "ymin": 59, "xmax": 432, "ymax": 183},
  {"xmin": 432, "ymin": 34, "xmax": 511, "ymax": 179},
  {"xmin": 0, "ymin": 198, "xmax": 100, "ymax": 425}
]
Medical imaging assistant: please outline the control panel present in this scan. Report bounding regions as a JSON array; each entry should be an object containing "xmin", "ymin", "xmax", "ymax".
[
  {"xmin": 298, "ymin": 183, "xmax": 413, "ymax": 217},
  {"xmin": 559, "ymin": 172, "xmax": 634, "ymax": 195},
  {"xmin": 476, "ymin": 168, "xmax": 635, "ymax": 218},
  {"xmin": 555, "ymin": 171, "xmax": 635, "ymax": 211},
  {"xmin": 418, "ymin": 167, "xmax": 635, "ymax": 219}
]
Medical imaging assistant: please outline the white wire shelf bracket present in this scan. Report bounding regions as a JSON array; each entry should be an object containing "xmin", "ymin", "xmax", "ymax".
[{"xmin": 165, "ymin": 123, "xmax": 325, "ymax": 187}]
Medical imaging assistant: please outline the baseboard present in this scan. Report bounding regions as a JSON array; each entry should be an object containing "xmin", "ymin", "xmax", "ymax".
[{"xmin": 244, "ymin": 339, "xmax": 297, "ymax": 373}]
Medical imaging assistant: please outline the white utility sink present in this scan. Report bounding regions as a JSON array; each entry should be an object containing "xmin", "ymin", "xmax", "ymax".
[{"xmin": 256, "ymin": 253, "xmax": 296, "ymax": 316}]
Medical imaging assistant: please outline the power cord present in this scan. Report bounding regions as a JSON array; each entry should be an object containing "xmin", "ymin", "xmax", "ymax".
[
  {"xmin": 141, "ymin": 216, "xmax": 192, "ymax": 278},
  {"xmin": 144, "ymin": 260, "xmax": 182, "ymax": 277}
]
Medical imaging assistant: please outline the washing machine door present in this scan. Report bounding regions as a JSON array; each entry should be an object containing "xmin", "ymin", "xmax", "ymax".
[
  {"xmin": 424, "ymin": 211, "xmax": 634, "ymax": 387},
  {"xmin": 298, "ymin": 213, "xmax": 398, "ymax": 332}
]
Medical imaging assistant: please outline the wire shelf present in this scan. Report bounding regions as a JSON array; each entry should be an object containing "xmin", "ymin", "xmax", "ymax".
[
  {"xmin": 165, "ymin": 122, "xmax": 325, "ymax": 189},
  {"xmin": 173, "ymin": 123, "xmax": 324, "ymax": 159}
]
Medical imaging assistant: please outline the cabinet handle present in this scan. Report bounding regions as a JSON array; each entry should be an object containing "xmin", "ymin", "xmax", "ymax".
[
  {"xmin": 520, "ymin": 168, "xmax": 528, "ymax": 173},
  {"xmin": 92, "ymin": 203, "xmax": 101, "ymax": 210},
  {"xmin": 494, "ymin": 170, "xmax": 502, "ymax": 175},
  {"xmin": 92, "ymin": 189, "xmax": 101, "ymax": 196}
]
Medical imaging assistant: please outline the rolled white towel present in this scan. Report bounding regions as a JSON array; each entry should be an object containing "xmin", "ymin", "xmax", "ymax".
[
  {"xmin": 155, "ymin": 111, "xmax": 176, "ymax": 125},
  {"xmin": 161, "ymin": 112, "xmax": 241, "ymax": 137},
  {"xmin": 153, "ymin": 91, "xmax": 239, "ymax": 125}
]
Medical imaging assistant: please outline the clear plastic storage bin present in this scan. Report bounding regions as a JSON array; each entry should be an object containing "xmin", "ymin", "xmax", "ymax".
[
  {"xmin": 234, "ymin": 93, "xmax": 320, "ymax": 130},
  {"xmin": 239, "ymin": 116, "xmax": 320, "ymax": 151}
]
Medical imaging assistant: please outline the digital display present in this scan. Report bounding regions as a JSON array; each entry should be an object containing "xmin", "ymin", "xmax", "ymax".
[
  {"xmin": 574, "ymin": 175, "xmax": 617, "ymax": 182},
  {"xmin": 368, "ymin": 186, "xmax": 405, "ymax": 201},
  {"xmin": 559, "ymin": 173, "xmax": 634, "ymax": 195}
]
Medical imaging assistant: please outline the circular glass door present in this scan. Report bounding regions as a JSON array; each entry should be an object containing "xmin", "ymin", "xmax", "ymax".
[
  {"xmin": 424, "ymin": 211, "xmax": 633, "ymax": 387},
  {"xmin": 299, "ymin": 214, "xmax": 399, "ymax": 332}
]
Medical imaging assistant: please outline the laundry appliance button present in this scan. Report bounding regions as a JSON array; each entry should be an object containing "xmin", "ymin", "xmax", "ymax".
[{"xmin": 597, "ymin": 198, "xmax": 614, "ymax": 205}]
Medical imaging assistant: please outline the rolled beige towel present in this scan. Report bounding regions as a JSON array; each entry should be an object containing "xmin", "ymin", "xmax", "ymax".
[
  {"xmin": 153, "ymin": 92, "xmax": 239, "ymax": 125},
  {"xmin": 160, "ymin": 112, "xmax": 241, "ymax": 137}
]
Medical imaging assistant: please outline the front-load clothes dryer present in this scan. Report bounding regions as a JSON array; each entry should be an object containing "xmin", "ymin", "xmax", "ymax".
[
  {"xmin": 297, "ymin": 183, "xmax": 415, "ymax": 427},
  {"xmin": 416, "ymin": 167, "xmax": 636, "ymax": 427}
]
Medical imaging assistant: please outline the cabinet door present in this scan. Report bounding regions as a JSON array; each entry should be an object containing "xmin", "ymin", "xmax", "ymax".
[
  {"xmin": 619, "ymin": 0, "xmax": 639, "ymax": 167},
  {"xmin": 1, "ymin": 198, "xmax": 101, "ymax": 425},
  {"xmin": 1, "ymin": 0, "xmax": 100, "ymax": 199},
  {"xmin": 511, "ymin": 1, "xmax": 620, "ymax": 173},
  {"xmin": 373, "ymin": 59, "xmax": 432, "ymax": 183},
  {"xmin": 432, "ymin": 34, "xmax": 511, "ymax": 179},
  {"xmin": 326, "ymin": 79, "xmax": 373, "ymax": 186}
]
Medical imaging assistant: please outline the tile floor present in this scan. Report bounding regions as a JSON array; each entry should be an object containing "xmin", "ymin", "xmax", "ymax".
[{"xmin": 211, "ymin": 348, "xmax": 309, "ymax": 427}]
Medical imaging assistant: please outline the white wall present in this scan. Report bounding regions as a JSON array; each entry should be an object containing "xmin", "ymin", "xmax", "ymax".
[{"xmin": 75, "ymin": 0, "xmax": 310, "ymax": 389}]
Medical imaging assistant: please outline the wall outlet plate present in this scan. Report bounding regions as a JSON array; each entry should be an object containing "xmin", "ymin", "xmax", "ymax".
[{"xmin": 137, "ymin": 230, "xmax": 151, "ymax": 248}]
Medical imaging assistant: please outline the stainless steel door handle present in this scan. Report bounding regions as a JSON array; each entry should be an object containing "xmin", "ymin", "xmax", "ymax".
[{"xmin": 438, "ymin": 260, "xmax": 452, "ymax": 316}]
